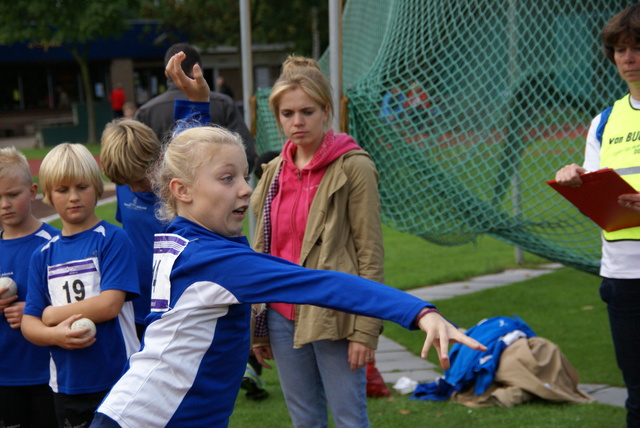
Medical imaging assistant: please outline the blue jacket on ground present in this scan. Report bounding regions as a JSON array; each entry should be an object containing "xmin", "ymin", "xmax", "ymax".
[{"xmin": 413, "ymin": 315, "xmax": 536, "ymax": 400}]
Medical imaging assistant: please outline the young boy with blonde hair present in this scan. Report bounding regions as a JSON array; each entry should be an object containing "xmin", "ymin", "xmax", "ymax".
[
  {"xmin": 100, "ymin": 119, "xmax": 165, "ymax": 338},
  {"xmin": 21, "ymin": 143, "xmax": 140, "ymax": 427},
  {"xmin": 0, "ymin": 146, "xmax": 58, "ymax": 427}
]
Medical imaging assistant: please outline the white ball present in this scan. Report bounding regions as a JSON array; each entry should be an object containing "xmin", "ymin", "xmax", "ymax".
[
  {"xmin": 71, "ymin": 318, "xmax": 96, "ymax": 338},
  {"xmin": 0, "ymin": 277, "xmax": 17, "ymax": 299}
]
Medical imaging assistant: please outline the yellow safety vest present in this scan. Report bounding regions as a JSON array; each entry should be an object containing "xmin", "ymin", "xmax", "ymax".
[{"xmin": 600, "ymin": 94, "xmax": 640, "ymax": 241}]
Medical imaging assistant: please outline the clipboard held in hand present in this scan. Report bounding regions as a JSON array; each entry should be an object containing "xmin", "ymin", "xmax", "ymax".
[{"xmin": 547, "ymin": 168, "xmax": 640, "ymax": 232}]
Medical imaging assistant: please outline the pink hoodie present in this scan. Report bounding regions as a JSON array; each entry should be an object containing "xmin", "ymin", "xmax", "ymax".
[{"xmin": 270, "ymin": 130, "xmax": 362, "ymax": 319}]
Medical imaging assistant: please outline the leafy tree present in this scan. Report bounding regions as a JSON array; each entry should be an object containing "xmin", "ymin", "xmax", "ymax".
[
  {"xmin": 0, "ymin": 0, "xmax": 139, "ymax": 143},
  {"xmin": 140, "ymin": 0, "xmax": 329, "ymax": 57}
]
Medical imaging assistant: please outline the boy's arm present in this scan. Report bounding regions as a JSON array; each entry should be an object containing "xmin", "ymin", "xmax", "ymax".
[
  {"xmin": 21, "ymin": 313, "xmax": 96, "ymax": 349},
  {"xmin": 0, "ymin": 293, "xmax": 18, "ymax": 313},
  {"xmin": 40, "ymin": 289, "xmax": 127, "ymax": 327}
]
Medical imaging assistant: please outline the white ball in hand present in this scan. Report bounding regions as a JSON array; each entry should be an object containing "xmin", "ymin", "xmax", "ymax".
[
  {"xmin": 0, "ymin": 277, "xmax": 17, "ymax": 299},
  {"xmin": 71, "ymin": 318, "xmax": 96, "ymax": 338}
]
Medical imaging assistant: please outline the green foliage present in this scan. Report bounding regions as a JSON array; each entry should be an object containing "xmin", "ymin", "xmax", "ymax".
[
  {"xmin": 0, "ymin": 0, "xmax": 137, "ymax": 45},
  {"xmin": 139, "ymin": 0, "xmax": 328, "ymax": 56}
]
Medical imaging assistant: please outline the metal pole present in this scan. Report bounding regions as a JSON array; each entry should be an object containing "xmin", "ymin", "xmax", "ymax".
[
  {"xmin": 509, "ymin": 0, "xmax": 524, "ymax": 265},
  {"xmin": 240, "ymin": 0, "xmax": 253, "ymax": 128},
  {"xmin": 329, "ymin": 0, "xmax": 342, "ymax": 132},
  {"xmin": 240, "ymin": 0, "xmax": 257, "ymax": 243}
]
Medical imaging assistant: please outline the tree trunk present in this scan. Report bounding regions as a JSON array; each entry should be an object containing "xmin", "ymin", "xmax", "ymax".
[{"xmin": 71, "ymin": 44, "xmax": 97, "ymax": 143}]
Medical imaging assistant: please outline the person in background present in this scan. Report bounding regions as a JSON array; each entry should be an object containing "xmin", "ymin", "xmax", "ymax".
[
  {"xmin": 56, "ymin": 86, "xmax": 70, "ymax": 109},
  {"xmin": 403, "ymin": 80, "xmax": 432, "ymax": 129},
  {"xmin": 110, "ymin": 83, "xmax": 126, "ymax": 118},
  {"xmin": 122, "ymin": 101, "xmax": 137, "ymax": 119},
  {"xmin": 0, "ymin": 147, "xmax": 58, "ymax": 428},
  {"xmin": 554, "ymin": 5, "xmax": 640, "ymax": 427},
  {"xmin": 134, "ymin": 42, "xmax": 256, "ymax": 173},
  {"xmin": 21, "ymin": 143, "xmax": 140, "ymax": 427},
  {"xmin": 216, "ymin": 75, "xmax": 235, "ymax": 99},
  {"xmin": 250, "ymin": 55, "xmax": 386, "ymax": 427}
]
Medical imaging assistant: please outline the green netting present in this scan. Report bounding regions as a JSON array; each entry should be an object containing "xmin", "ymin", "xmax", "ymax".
[{"xmin": 254, "ymin": 0, "xmax": 633, "ymax": 275}]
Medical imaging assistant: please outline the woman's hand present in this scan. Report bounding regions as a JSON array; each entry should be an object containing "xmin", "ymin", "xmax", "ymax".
[
  {"xmin": 418, "ymin": 312, "xmax": 487, "ymax": 370},
  {"xmin": 165, "ymin": 51, "xmax": 210, "ymax": 103},
  {"xmin": 348, "ymin": 341, "xmax": 375, "ymax": 371},
  {"xmin": 251, "ymin": 345, "xmax": 274, "ymax": 369},
  {"xmin": 555, "ymin": 163, "xmax": 586, "ymax": 187},
  {"xmin": 618, "ymin": 192, "xmax": 640, "ymax": 213}
]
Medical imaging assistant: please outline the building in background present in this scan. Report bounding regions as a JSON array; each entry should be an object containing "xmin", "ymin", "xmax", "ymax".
[{"xmin": 0, "ymin": 20, "xmax": 289, "ymax": 139}]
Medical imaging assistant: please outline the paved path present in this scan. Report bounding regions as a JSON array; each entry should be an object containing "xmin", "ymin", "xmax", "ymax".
[{"xmin": 375, "ymin": 264, "xmax": 628, "ymax": 408}]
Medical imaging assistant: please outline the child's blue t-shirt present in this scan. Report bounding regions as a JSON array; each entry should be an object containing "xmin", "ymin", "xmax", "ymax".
[
  {"xmin": 0, "ymin": 223, "xmax": 58, "ymax": 386},
  {"xmin": 115, "ymin": 185, "xmax": 165, "ymax": 325},
  {"xmin": 24, "ymin": 220, "xmax": 141, "ymax": 394}
]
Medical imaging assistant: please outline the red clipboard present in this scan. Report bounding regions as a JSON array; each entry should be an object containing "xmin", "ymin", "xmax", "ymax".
[{"xmin": 547, "ymin": 168, "xmax": 640, "ymax": 232}]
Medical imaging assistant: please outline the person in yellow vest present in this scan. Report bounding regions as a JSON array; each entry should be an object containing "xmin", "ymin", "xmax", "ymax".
[{"xmin": 555, "ymin": 5, "xmax": 640, "ymax": 427}]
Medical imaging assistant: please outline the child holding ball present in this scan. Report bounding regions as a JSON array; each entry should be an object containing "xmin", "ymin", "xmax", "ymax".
[
  {"xmin": 21, "ymin": 143, "xmax": 140, "ymax": 427},
  {"xmin": 89, "ymin": 51, "xmax": 487, "ymax": 428},
  {"xmin": 0, "ymin": 147, "xmax": 58, "ymax": 427}
]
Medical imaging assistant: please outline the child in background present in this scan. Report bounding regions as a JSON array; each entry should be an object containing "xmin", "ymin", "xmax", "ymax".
[
  {"xmin": 87, "ymin": 56, "xmax": 486, "ymax": 426},
  {"xmin": 0, "ymin": 147, "xmax": 58, "ymax": 427},
  {"xmin": 21, "ymin": 143, "xmax": 140, "ymax": 427},
  {"xmin": 100, "ymin": 119, "xmax": 165, "ymax": 339},
  {"xmin": 122, "ymin": 101, "xmax": 137, "ymax": 119}
]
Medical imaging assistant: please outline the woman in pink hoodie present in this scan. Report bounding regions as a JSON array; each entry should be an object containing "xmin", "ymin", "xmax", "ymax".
[{"xmin": 251, "ymin": 56, "xmax": 385, "ymax": 427}]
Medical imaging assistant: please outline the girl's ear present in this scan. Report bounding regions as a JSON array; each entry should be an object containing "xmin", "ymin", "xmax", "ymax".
[
  {"xmin": 170, "ymin": 178, "xmax": 192, "ymax": 203},
  {"xmin": 322, "ymin": 104, "xmax": 330, "ymax": 129}
]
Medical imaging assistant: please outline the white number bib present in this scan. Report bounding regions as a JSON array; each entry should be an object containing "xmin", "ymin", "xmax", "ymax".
[
  {"xmin": 151, "ymin": 234, "xmax": 189, "ymax": 312},
  {"xmin": 47, "ymin": 257, "xmax": 101, "ymax": 306}
]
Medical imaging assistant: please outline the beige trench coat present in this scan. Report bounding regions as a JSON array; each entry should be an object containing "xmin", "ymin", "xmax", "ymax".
[{"xmin": 251, "ymin": 149, "xmax": 385, "ymax": 349}]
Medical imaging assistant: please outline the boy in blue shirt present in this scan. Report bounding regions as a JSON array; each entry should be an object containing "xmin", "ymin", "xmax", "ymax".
[
  {"xmin": 21, "ymin": 143, "xmax": 140, "ymax": 428},
  {"xmin": 100, "ymin": 119, "xmax": 165, "ymax": 340},
  {"xmin": 0, "ymin": 146, "xmax": 58, "ymax": 427}
]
